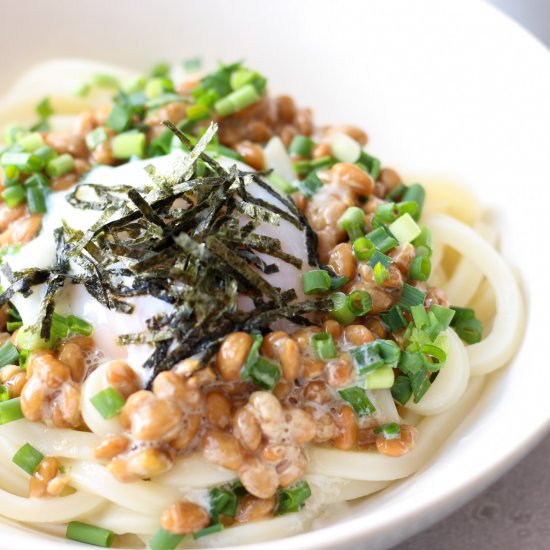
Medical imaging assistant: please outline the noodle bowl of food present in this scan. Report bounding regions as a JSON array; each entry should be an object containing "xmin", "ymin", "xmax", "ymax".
[{"xmin": 0, "ymin": 1, "xmax": 548, "ymax": 549}]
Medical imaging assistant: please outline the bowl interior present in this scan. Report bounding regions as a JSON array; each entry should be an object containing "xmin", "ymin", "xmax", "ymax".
[{"xmin": 0, "ymin": 1, "xmax": 549, "ymax": 549}]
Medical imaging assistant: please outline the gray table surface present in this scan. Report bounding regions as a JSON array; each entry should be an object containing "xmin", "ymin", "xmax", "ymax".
[{"xmin": 387, "ymin": 2, "xmax": 550, "ymax": 549}]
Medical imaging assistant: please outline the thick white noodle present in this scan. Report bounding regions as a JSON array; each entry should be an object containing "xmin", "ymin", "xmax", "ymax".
[
  {"xmin": 444, "ymin": 220, "xmax": 498, "ymax": 306},
  {"xmin": 80, "ymin": 503, "xmax": 159, "ymax": 536},
  {"xmin": 67, "ymin": 460, "xmax": 180, "ymax": 515},
  {"xmin": 156, "ymin": 454, "xmax": 237, "ymax": 488},
  {"xmin": 0, "ymin": 419, "xmax": 98, "ymax": 459},
  {"xmin": 428, "ymin": 214, "xmax": 524, "ymax": 375},
  {"xmin": 403, "ymin": 329, "xmax": 470, "ymax": 416}
]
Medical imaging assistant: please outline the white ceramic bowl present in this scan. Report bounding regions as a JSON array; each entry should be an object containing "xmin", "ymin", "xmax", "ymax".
[{"xmin": 0, "ymin": 1, "xmax": 549, "ymax": 548}]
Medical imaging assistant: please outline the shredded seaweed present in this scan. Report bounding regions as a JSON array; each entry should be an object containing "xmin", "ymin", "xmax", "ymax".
[{"xmin": 3, "ymin": 122, "xmax": 326, "ymax": 381}]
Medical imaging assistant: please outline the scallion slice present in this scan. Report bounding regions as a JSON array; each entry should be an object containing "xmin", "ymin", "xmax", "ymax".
[
  {"xmin": 12, "ymin": 443, "xmax": 43, "ymax": 475},
  {"xmin": 338, "ymin": 207, "xmax": 365, "ymax": 242},
  {"xmin": 66, "ymin": 522, "xmax": 114, "ymax": 548},
  {"xmin": 401, "ymin": 183, "xmax": 425, "ymax": 220},
  {"xmin": 26, "ymin": 186, "xmax": 47, "ymax": 214},
  {"xmin": 90, "ymin": 387, "xmax": 125, "ymax": 419},
  {"xmin": 409, "ymin": 255, "xmax": 431, "ymax": 281},
  {"xmin": 338, "ymin": 386, "xmax": 376, "ymax": 416},
  {"xmin": 2, "ymin": 185, "xmax": 26, "ymax": 208},
  {"xmin": 289, "ymin": 135, "xmax": 314, "ymax": 158},
  {"xmin": 398, "ymin": 283, "xmax": 426, "ymax": 311},
  {"xmin": 192, "ymin": 523, "xmax": 224, "ymax": 539},
  {"xmin": 0, "ymin": 397, "xmax": 24, "ymax": 424},
  {"xmin": 85, "ymin": 127, "xmax": 109, "ymax": 151},
  {"xmin": 450, "ymin": 306, "xmax": 483, "ymax": 344},
  {"xmin": 210, "ymin": 486, "xmax": 238, "ymax": 517},
  {"xmin": 240, "ymin": 332, "xmax": 263, "ymax": 380},
  {"xmin": 0, "ymin": 385, "xmax": 8, "ymax": 402},
  {"xmin": 330, "ymin": 292, "xmax": 356, "ymax": 325},
  {"xmin": 249, "ymin": 357, "xmax": 281, "ymax": 390},
  {"xmin": 0, "ymin": 341, "xmax": 19, "ymax": 368},
  {"xmin": 347, "ymin": 290, "xmax": 372, "ymax": 316},
  {"xmin": 67, "ymin": 315, "xmax": 93, "ymax": 336},
  {"xmin": 364, "ymin": 365, "xmax": 395, "ymax": 389},
  {"xmin": 365, "ymin": 226, "xmax": 398, "ymax": 253},
  {"xmin": 373, "ymin": 261, "xmax": 389, "ymax": 285},
  {"xmin": 46, "ymin": 154, "xmax": 74, "ymax": 177},
  {"xmin": 389, "ymin": 213, "xmax": 421, "ymax": 245},
  {"xmin": 301, "ymin": 270, "xmax": 331, "ymax": 294},
  {"xmin": 380, "ymin": 305, "xmax": 407, "ymax": 331},
  {"xmin": 112, "ymin": 132, "xmax": 146, "ymax": 159},
  {"xmin": 410, "ymin": 368, "xmax": 431, "ymax": 403},
  {"xmin": 374, "ymin": 422, "xmax": 401, "ymax": 440},
  {"xmin": 391, "ymin": 375, "xmax": 412, "ymax": 405},
  {"xmin": 352, "ymin": 236, "xmax": 375, "ymax": 261},
  {"xmin": 297, "ymin": 170, "xmax": 323, "ymax": 198},
  {"xmin": 328, "ymin": 133, "xmax": 361, "ymax": 164},
  {"xmin": 149, "ymin": 527, "xmax": 183, "ymax": 550},
  {"xmin": 276, "ymin": 480, "xmax": 312, "ymax": 514},
  {"xmin": 366, "ymin": 250, "xmax": 391, "ymax": 269},
  {"xmin": 311, "ymin": 332, "xmax": 337, "ymax": 360}
]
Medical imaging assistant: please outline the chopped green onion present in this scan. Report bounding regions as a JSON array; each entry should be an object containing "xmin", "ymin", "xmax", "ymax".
[
  {"xmin": 112, "ymin": 132, "xmax": 146, "ymax": 159},
  {"xmin": 411, "ymin": 304, "xmax": 429, "ymax": 329},
  {"xmin": 380, "ymin": 305, "xmax": 407, "ymax": 331},
  {"xmin": 311, "ymin": 332, "xmax": 337, "ymax": 360},
  {"xmin": 144, "ymin": 77, "xmax": 170, "ymax": 99},
  {"xmin": 91, "ymin": 74, "xmax": 119, "ymax": 88},
  {"xmin": 206, "ymin": 144, "xmax": 242, "ymax": 160},
  {"xmin": 147, "ymin": 129, "xmax": 173, "ymax": 157},
  {"xmin": 16, "ymin": 326, "xmax": 49, "ymax": 351},
  {"xmin": 289, "ymin": 135, "xmax": 314, "ymax": 158},
  {"xmin": 386, "ymin": 182, "xmax": 407, "ymax": 201},
  {"xmin": 0, "ymin": 341, "xmax": 19, "ymax": 368},
  {"xmin": 353, "ymin": 236, "xmax": 375, "ymax": 261},
  {"xmin": 193, "ymin": 523, "xmax": 224, "ymax": 539},
  {"xmin": 293, "ymin": 156, "xmax": 336, "ymax": 177},
  {"xmin": 366, "ymin": 250, "xmax": 391, "ymax": 269},
  {"xmin": 230, "ymin": 68, "xmax": 254, "ymax": 90},
  {"xmin": 121, "ymin": 75, "xmax": 146, "ymax": 94},
  {"xmin": 409, "ymin": 255, "xmax": 431, "ymax": 281},
  {"xmin": 265, "ymin": 173, "xmax": 296, "ymax": 194},
  {"xmin": 26, "ymin": 186, "xmax": 47, "ymax": 214},
  {"xmin": 50, "ymin": 312, "xmax": 69, "ymax": 343},
  {"xmin": 338, "ymin": 386, "xmax": 375, "ymax": 416},
  {"xmin": 12, "ymin": 443, "xmax": 43, "ymax": 475},
  {"xmin": 106, "ymin": 104, "xmax": 131, "ymax": 133},
  {"xmin": 276, "ymin": 480, "xmax": 312, "ymax": 514},
  {"xmin": 391, "ymin": 375, "xmax": 412, "ymax": 405},
  {"xmin": 347, "ymin": 290, "xmax": 372, "ymax": 316},
  {"xmin": 210, "ymin": 486, "xmax": 238, "ymax": 517},
  {"xmin": 1, "ymin": 152, "xmax": 42, "ymax": 172},
  {"xmin": 330, "ymin": 292, "xmax": 356, "ymax": 325},
  {"xmin": 350, "ymin": 339, "xmax": 400, "ymax": 375},
  {"xmin": 398, "ymin": 351, "xmax": 424, "ymax": 375},
  {"xmin": 359, "ymin": 151, "xmax": 381, "ymax": 180},
  {"xmin": 398, "ymin": 283, "xmax": 426, "ymax": 311},
  {"xmin": 240, "ymin": 331, "xmax": 263, "ymax": 380},
  {"xmin": 3, "ymin": 125, "xmax": 26, "ymax": 146},
  {"xmin": 401, "ymin": 183, "xmax": 425, "ymax": 220},
  {"xmin": 19, "ymin": 349, "xmax": 30, "ymax": 370},
  {"xmin": 6, "ymin": 321, "xmax": 23, "ymax": 332},
  {"xmin": 410, "ymin": 368, "xmax": 431, "ymax": 402},
  {"xmin": 0, "ymin": 385, "xmax": 9, "ymax": 402},
  {"xmin": 66, "ymin": 521, "xmax": 114, "ymax": 548},
  {"xmin": 249, "ymin": 357, "xmax": 280, "ymax": 390},
  {"xmin": 186, "ymin": 103, "xmax": 210, "ymax": 122},
  {"xmin": 365, "ymin": 226, "xmax": 398, "ymax": 253},
  {"xmin": 46, "ymin": 154, "xmax": 74, "ymax": 177},
  {"xmin": 33, "ymin": 145, "xmax": 56, "ymax": 167},
  {"xmin": 389, "ymin": 213, "xmax": 421, "ymax": 245},
  {"xmin": 296, "ymin": 170, "xmax": 323, "ymax": 198},
  {"xmin": 214, "ymin": 84, "xmax": 261, "ymax": 117},
  {"xmin": 2, "ymin": 185, "xmax": 26, "ymax": 208},
  {"xmin": 36, "ymin": 97, "xmax": 53, "ymax": 119},
  {"xmin": 67, "ymin": 315, "xmax": 93, "ymax": 336},
  {"xmin": 373, "ymin": 261, "xmax": 389, "ymax": 285},
  {"xmin": 149, "ymin": 527, "xmax": 183, "ymax": 550},
  {"xmin": 412, "ymin": 226, "xmax": 432, "ymax": 253},
  {"xmin": 90, "ymin": 387, "xmax": 125, "ymax": 419},
  {"xmin": 420, "ymin": 343, "xmax": 447, "ymax": 366},
  {"xmin": 328, "ymin": 133, "xmax": 361, "ymax": 164},
  {"xmin": 85, "ymin": 127, "xmax": 109, "ymax": 150},
  {"xmin": 338, "ymin": 206, "xmax": 365, "ymax": 242},
  {"xmin": 364, "ymin": 365, "xmax": 395, "ymax": 389},
  {"xmin": 450, "ymin": 307, "xmax": 482, "ymax": 344},
  {"xmin": 430, "ymin": 305, "xmax": 455, "ymax": 331},
  {"xmin": 374, "ymin": 422, "xmax": 401, "ymax": 439},
  {"xmin": 0, "ymin": 397, "xmax": 24, "ymax": 424},
  {"xmin": 17, "ymin": 132, "xmax": 45, "ymax": 152},
  {"xmin": 3, "ymin": 165, "xmax": 20, "ymax": 184},
  {"xmin": 302, "ymin": 270, "xmax": 331, "ymax": 294}
]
